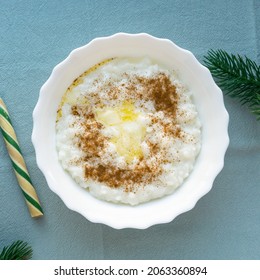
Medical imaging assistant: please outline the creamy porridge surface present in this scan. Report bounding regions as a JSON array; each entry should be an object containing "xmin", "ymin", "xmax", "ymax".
[{"xmin": 56, "ymin": 57, "xmax": 201, "ymax": 205}]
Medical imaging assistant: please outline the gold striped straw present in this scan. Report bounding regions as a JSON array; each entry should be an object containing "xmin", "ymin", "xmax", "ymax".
[{"xmin": 0, "ymin": 98, "xmax": 43, "ymax": 218}]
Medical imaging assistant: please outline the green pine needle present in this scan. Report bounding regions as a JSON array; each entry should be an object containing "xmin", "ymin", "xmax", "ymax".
[
  {"xmin": 0, "ymin": 240, "xmax": 33, "ymax": 260},
  {"xmin": 203, "ymin": 49, "xmax": 260, "ymax": 120}
]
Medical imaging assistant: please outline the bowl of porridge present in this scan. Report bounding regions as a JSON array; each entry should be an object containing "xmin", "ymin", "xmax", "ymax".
[{"xmin": 32, "ymin": 33, "xmax": 229, "ymax": 229}]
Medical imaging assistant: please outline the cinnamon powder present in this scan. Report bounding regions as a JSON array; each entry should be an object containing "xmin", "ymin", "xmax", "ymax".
[{"xmin": 71, "ymin": 72, "xmax": 182, "ymax": 191}]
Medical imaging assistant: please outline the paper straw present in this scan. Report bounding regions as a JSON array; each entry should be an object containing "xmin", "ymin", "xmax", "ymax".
[{"xmin": 0, "ymin": 98, "xmax": 43, "ymax": 218}]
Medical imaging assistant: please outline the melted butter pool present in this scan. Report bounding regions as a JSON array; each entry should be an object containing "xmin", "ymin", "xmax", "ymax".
[{"xmin": 95, "ymin": 101, "xmax": 146, "ymax": 163}]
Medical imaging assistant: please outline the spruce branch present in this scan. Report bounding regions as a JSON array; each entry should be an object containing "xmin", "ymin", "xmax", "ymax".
[
  {"xmin": 0, "ymin": 240, "xmax": 33, "ymax": 260},
  {"xmin": 203, "ymin": 49, "xmax": 260, "ymax": 119}
]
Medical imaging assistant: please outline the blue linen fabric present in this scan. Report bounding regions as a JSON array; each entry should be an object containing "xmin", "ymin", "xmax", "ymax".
[{"xmin": 0, "ymin": 0, "xmax": 259, "ymax": 260}]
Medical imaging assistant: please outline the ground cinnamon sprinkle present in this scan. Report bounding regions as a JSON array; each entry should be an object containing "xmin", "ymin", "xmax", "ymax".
[
  {"xmin": 71, "ymin": 72, "xmax": 182, "ymax": 192},
  {"xmin": 72, "ymin": 107, "xmax": 106, "ymax": 158},
  {"xmin": 135, "ymin": 72, "xmax": 178, "ymax": 119},
  {"xmin": 84, "ymin": 160, "xmax": 162, "ymax": 191}
]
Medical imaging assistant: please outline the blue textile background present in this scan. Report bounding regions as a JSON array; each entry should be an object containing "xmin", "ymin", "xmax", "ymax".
[{"xmin": 0, "ymin": 0, "xmax": 259, "ymax": 259}]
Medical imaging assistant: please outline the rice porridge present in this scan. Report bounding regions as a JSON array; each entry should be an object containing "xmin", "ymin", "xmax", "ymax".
[{"xmin": 56, "ymin": 57, "xmax": 201, "ymax": 205}]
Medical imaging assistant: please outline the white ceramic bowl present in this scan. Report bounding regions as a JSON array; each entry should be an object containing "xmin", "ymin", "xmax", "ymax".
[{"xmin": 32, "ymin": 33, "xmax": 229, "ymax": 229}]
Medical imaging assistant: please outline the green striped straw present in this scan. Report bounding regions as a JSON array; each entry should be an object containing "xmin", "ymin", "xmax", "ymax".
[{"xmin": 0, "ymin": 98, "xmax": 43, "ymax": 218}]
